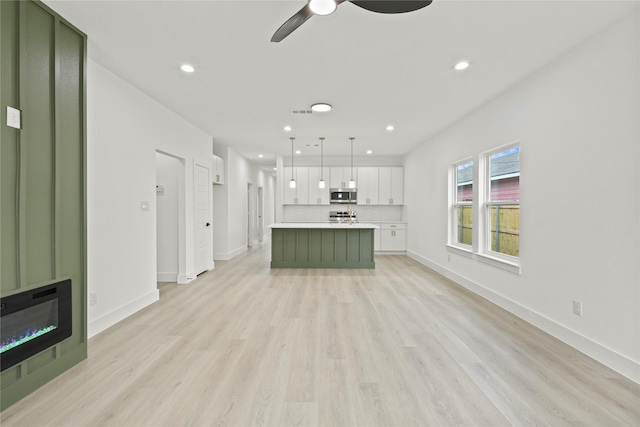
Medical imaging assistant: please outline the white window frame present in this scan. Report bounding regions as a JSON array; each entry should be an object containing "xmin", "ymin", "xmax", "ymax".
[
  {"xmin": 477, "ymin": 143, "xmax": 520, "ymax": 273},
  {"xmin": 448, "ymin": 158, "xmax": 474, "ymax": 254}
]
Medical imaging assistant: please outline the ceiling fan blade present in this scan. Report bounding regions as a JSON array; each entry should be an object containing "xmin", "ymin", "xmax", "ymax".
[
  {"xmin": 350, "ymin": 0, "xmax": 433, "ymax": 14},
  {"xmin": 271, "ymin": 3, "xmax": 314, "ymax": 43}
]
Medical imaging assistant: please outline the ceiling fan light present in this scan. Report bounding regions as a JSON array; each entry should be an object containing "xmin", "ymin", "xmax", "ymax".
[
  {"xmin": 309, "ymin": 0, "xmax": 337, "ymax": 16},
  {"xmin": 311, "ymin": 103, "xmax": 332, "ymax": 112}
]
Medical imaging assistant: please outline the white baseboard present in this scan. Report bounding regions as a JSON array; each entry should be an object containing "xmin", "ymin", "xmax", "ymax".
[
  {"xmin": 406, "ymin": 250, "xmax": 640, "ymax": 384},
  {"xmin": 157, "ymin": 272, "xmax": 177, "ymax": 282},
  {"xmin": 213, "ymin": 245, "xmax": 248, "ymax": 261},
  {"xmin": 88, "ymin": 289, "xmax": 159, "ymax": 339}
]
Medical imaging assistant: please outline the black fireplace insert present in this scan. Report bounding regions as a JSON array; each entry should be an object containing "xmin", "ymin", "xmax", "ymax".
[{"xmin": 1, "ymin": 280, "xmax": 72, "ymax": 371}]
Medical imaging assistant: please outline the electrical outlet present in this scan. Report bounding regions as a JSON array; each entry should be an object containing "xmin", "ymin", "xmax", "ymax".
[
  {"xmin": 90, "ymin": 293, "xmax": 98, "ymax": 306},
  {"xmin": 572, "ymin": 300, "xmax": 582, "ymax": 316},
  {"xmin": 7, "ymin": 106, "xmax": 21, "ymax": 129}
]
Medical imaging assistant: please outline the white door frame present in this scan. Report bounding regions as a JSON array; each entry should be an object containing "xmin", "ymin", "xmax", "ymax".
[
  {"xmin": 257, "ymin": 186, "xmax": 264, "ymax": 243},
  {"xmin": 247, "ymin": 183, "xmax": 253, "ymax": 247},
  {"xmin": 194, "ymin": 163, "xmax": 212, "ymax": 275},
  {"xmin": 155, "ymin": 150, "xmax": 186, "ymax": 284}
]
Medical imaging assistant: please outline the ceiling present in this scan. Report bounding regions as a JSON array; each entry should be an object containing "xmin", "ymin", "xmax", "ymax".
[{"xmin": 44, "ymin": 0, "xmax": 636, "ymax": 168}]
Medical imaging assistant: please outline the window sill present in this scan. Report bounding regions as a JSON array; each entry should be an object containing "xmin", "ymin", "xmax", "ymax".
[
  {"xmin": 476, "ymin": 252, "xmax": 521, "ymax": 275},
  {"xmin": 446, "ymin": 244, "xmax": 473, "ymax": 258}
]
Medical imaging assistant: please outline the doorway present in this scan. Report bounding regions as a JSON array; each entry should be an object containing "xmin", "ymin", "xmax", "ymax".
[
  {"xmin": 258, "ymin": 186, "xmax": 264, "ymax": 243},
  {"xmin": 247, "ymin": 183, "xmax": 254, "ymax": 247},
  {"xmin": 194, "ymin": 163, "xmax": 212, "ymax": 275},
  {"xmin": 156, "ymin": 152, "xmax": 182, "ymax": 284}
]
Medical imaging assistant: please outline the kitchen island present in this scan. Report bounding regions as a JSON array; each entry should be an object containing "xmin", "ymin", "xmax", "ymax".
[{"xmin": 269, "ymin": 223, "xmax": 378, "ymax": 269}]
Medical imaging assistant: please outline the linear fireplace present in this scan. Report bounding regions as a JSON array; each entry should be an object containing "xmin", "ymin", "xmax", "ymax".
[{"xmin": 1, "ymin": 280, "xmax": 72, "ymax": 371}]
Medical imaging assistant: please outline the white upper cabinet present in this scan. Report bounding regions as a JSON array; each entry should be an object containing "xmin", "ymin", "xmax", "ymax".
[
  {"xmin": 212, "ymin": 154, "xmax": 224, "ymax": 185},
  {"xmin": 357, "ymin": 167, "xmax": 379, "ymax": 205},
  {"xmin": 281, "ymin": 165, "xmax": 403, "ymax": 205},
  {"xmin": 330, "ymin": 167, "xmax": 354, "ymax": 189},
  {"xmin": 378, "ymin": 167, "xmax": 404, "ymax": 205},
  {"xmin": 308, "ymin": 167, "xmax": 330, "ymax": 205},
  {"xmin": 283, "ymin": 167, "xmax": 309, "ymax": 204}
]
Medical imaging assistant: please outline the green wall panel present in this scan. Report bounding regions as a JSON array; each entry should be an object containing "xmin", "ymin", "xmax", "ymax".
[
  {"xmin": 1, "ymin": 0, "xmax": 20, "ymax": 291},
  {"xmin": 0, "ymin": 0, "xmax": 87, "ymax": 411},
  {"xmin": 24, "ymin": 1, "xmax": 55, "ymax": 285},
  {"xmin": 57, "ymin": 22, "xmax": 86, "ymax": 350},
  {"xmin": 271, "ymin": 228, "xmax": 375, "ymax": 269}
]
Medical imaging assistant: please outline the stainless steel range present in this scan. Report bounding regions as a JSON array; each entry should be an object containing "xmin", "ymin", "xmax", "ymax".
[{"xmin": 329, "ymin": 210, "xmax": 357, "ymax": 223}]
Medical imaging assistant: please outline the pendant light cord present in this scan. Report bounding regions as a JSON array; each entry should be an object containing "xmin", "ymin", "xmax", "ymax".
[
  {"xmin": 320, "ymin": 137, "xmax": 324, "ymax": 180},
  {"xmin": 290, "ymin": 137, "xmax": 295, "ymax": 179},
  {"xmin": 350, "ymin": 137, "xmax": 355, "ymax": 180}
]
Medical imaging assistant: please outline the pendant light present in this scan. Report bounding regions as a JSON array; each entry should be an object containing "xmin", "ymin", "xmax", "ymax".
[
  {"xmin": 289, "ymin": 137, "xmax": 296, "ymax": 189},
  {"xmin": 348, "ymin": 137, "xmax": 356, "ymax": 188},
  {"xmin": 318, "ymin": 137, "xmax": 326, "ymax": 189}
]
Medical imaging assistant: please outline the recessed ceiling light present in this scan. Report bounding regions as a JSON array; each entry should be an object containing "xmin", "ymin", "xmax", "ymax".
[
  {"xmin": 367, "ymin": 150, "xmax": 373, "ymax": 154},
  {"xmin": 311, "ymin": 103, "xmax": 332, "ymax": 113},
  {"xmin": 386, "ymin": 125, "xmax": 394, "ymax": 131},
  {"xmin": 454, "ymin": 61, "xmax": 470, "ymax": 71},
  {"xmin": 284, "ymin": 125, "xmax": 292, "ymax": 132},
  {"xmin": 258, "ymin": 154, "xmax": 263, "ymax": 158},
  {"xmin": 180, "ymin": 64, "xmax": 195, "ymax": 73},
  {"xmin": 309, "ymin": 0, "xmax": 337, "ymax": 15},
  {"xmin": 295, "ymin": 150, "xmax": 301, "ymax": 154}
]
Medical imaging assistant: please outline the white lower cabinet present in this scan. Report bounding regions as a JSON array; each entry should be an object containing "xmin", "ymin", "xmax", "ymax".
[{"xmin": 379, "ymin": 223, "xmax": 407, "ymax": 252}]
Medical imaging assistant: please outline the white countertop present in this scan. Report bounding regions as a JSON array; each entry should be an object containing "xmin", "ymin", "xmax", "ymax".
[{"xmin": 269, "ymin": 222, "xmax": 379, "ymax": 229}]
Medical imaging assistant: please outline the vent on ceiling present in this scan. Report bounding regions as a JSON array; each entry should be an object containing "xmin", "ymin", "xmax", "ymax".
[{"xmin": 291, "ymin": 109, "xmax": 313, "ymax": 115}]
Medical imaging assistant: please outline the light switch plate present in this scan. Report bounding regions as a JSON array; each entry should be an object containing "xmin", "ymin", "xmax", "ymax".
[{"xmin": 7, "ymin": 106, "xmax": 21, "ymax": 129}]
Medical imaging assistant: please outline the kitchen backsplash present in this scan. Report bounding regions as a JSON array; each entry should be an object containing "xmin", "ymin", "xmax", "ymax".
[{"xmin": 284, "ymin": 205, "xmax": 405, "ymax": 222}]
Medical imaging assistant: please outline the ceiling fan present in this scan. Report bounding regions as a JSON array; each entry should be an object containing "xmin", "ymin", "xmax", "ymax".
[{"xmin": 271, "ymin": 0, "xmax": 433, "ymax": 42}]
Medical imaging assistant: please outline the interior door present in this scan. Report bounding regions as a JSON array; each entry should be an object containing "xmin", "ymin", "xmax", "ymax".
[{"xmin": 194, "ymin": 164, "xmax": 211, "ymax": 275}]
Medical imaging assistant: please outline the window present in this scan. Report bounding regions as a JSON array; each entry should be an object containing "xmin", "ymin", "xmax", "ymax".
[
  {"xmin": 484, "ymin": 145, "xmax": 520, "ymax": 258},
  {"xmin": 451, "ymin": 160, "xmax": 473, "ymax": 247}
]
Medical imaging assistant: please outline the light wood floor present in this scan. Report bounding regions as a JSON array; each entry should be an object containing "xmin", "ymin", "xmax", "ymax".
[{"xmin": 2, "ymin": 243, "xmax": 639, "ymax": 426}]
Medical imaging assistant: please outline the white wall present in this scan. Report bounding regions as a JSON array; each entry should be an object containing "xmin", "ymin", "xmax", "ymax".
[
  {"xmin": 404, "ymin": 13, "xmax": 639, "ymax": 382},
  {"xmin": 156, "ymin": 152, "xmax": 181, "ymax": 282},
  {"xmin": 87, "ymin": 59, "xmax": 213, "ymax": 337},
  {"xmin": 212, "ymin": 145, "xmax": 276, "ymax": 259}
]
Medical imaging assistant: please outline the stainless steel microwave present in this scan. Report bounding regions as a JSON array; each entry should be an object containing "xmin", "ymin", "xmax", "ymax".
[{"xmin": 330, "ymin": 188, "xmax": 357, "ymax": 204}]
